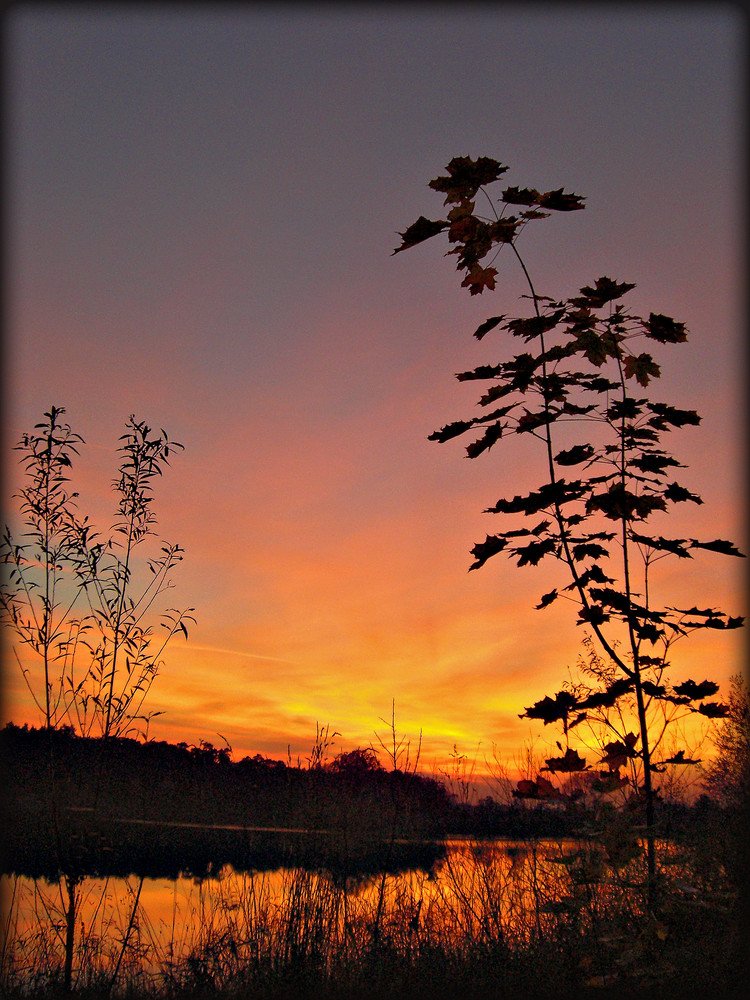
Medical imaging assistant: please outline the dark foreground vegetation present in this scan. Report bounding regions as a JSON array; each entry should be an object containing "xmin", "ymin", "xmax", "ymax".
[{"xmin": 2, "ymin": 723, "xmax": 748, "ymax": 1000}]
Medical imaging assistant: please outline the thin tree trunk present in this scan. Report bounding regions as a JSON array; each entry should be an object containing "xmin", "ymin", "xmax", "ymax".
[{"xmin": 63, "ymin": 874, "xmax": 78, "ymax": 992}]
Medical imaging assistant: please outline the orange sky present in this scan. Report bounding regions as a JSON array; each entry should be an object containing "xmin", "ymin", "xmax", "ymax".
[{"xmin": 3, "ymin": 8, "xmax": 746, "ymax": 784}]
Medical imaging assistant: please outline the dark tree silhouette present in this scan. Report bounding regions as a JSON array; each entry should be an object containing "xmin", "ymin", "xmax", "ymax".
[
  {"xmin": 395, "ymin": 155, "xmax": 744, "ymax": 900},
  {"xmin": 703, "ymin": 673, "xmax": 750, "ymax": 809},
  {"xmin": 328, "ymin": 747, "xmax": 384, "ymax": 775}
]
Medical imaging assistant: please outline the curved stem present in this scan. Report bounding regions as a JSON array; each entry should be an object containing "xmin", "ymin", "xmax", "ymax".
[
  {"xmin": 509, "ymin": 241, "xmax": 632, "ymax": 679},
  {"xmin": 613, "ymin": 349, "xmax": 657, "ymax": 897}
]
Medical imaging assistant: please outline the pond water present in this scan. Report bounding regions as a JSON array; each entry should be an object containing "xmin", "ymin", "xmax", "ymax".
[{"xmin": 2, "ymin": 832, "xmax": 664, "ymax": 993}]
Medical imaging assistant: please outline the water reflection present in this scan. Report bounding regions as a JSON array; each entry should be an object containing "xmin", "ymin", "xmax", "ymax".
[
  {"xmin": 2, "ymin": 836, "xmax": 662, "ymax": 992},
  {"xmin": 3, "ymin": 815, "xmax": 447, "ymax": 882}
]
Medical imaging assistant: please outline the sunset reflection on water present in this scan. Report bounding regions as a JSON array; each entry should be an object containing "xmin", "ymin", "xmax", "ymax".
[{"xmin": 2, "ymin": 835, "xmax": 667, "ymax": 989}]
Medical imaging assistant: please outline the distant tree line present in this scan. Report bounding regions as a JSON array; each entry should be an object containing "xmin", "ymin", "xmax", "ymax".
[
  {"xmin": 2, "ymin": 723, "xmax": 453, "ymax": 837},
  {"xmin": 4, "ymin": 723, "xmax": 733, "ymax": 855}
]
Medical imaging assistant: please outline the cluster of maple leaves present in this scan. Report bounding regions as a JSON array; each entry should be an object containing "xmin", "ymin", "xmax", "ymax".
[
  {"xmin": 393, "ymin": 155, "xmax": 585, "ymax": 295},
  {"xmin": 512, "ymin": 679, "xmax": 715, "ymax": 804}
]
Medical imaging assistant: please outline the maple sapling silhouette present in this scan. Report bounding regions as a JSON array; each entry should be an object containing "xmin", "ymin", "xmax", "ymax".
[{"xmin": 394, "ymin": 155, "xmax": 744, "ymax": 900}]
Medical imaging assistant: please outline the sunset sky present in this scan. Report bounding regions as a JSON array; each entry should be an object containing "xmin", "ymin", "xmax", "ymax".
[{"xmin": 3, "ymin": 5, "xmax": 746, "ymax": 778}]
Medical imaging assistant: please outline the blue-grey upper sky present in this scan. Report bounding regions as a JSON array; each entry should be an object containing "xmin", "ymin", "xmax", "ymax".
[{"xmin": 3, "ymin": 4, "xmax": 745, "ymax": 763}]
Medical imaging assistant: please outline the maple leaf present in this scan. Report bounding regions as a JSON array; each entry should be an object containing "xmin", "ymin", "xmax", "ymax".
[
  {"xmin": 512, "ymin": 777, "xmax": 562, "ymax": 800},
  {"xmin": 531, "ymin": 518, "xmax": 552, "ymax": 535},
  {"xmin": 696, "ymin": 702, "xmax": 728, "ymax": 718},
  {"xmin": 428, "ymin": 420, "xmax": 474, "ymax": 443},
  {"xmin": 636, "ymin": 622, "xmax": 664, "ymax": 642},
  {"xmin": 664, "ymin": 482, "xmax": 703, "ymax": 504},
  {"xmin": 588, "ymin": 587, "xmax": 633, "ymax": 614},
  {"xmin": 673, "ymin": 679, "xmax": 720, "ymax": 700},
  {"xmin": 456, "ymin": 363, "xmax": 504, "ymax": 382},
  {"xmin": 639, "ymin": 655, "xmax": 667, "ymax": 667},
  {"xmin": 521, "ymin": 690, "xmax": 578, "ymax": 725},
  {"xmin": 460, "ymin": 264, "xmax": 498, "ymax": 295},
  {"xmin": 622, "ymin": 425, "xmax": 659, "ymax": 445},
  {"xmin": 555, "ymin": 443, "xmax": 595, "ymax": 467},
  {"xmin": 571, "ymin": 542, "xmax": 610, "ymax": 561},
  {"xmin": 565, "ymin": 306, "xmax": 596, "ymax": 333},
  {"xmin": 428, "ymin": 155, "xmax": 507, "ymax": 205},
  {"xmin": 601, "ymin": 737, "xmax": 638, "ymax": 770},
  {"xmin": 534, "ymin": 775, "xmax": 561, "ymax": 798},
  {"xmin": 473, "ymin": 315, "xmax": 506, "ymax": 340},
  {"xmin": 629, "ymin": 452, "xmax": 682, "ymax": 475},
  {"xmin": 663, "ymin": 750, "xmax": 701, "ymax": 765},
  {"xmin": 468, "ymin": 534, "xmax": 509, "ymax": 571},
  {"xmin": 572, "ymin": 565, "xmax": 615, "ymax": 588},
  {"xmin": 513, "ymin": 538, "xmax": 556, "ymax": 567},
  {"xmin": 446, "ymin": 201, "xmax": 474, "ymax": 221},
  {"xmin": 669, "ymin": 607, "xmax": 744, "ymax": 630},
  {"xmin": 501, "ymin": 185, "xmax": 541, "ymax": 206},
  {"xmin": 465, "ymin": 420, "xmax": 505, "ymax": 458},
  {"xmin": 535, "ymin": 589, "xmax": 559, "ymax": 610},
  {"xmin": 502, "ymin": 352, "xmax": 541, "ymax": 391},
  {"xmin": 642, "ymin": 681, "xmax": 666, "ymax": 697},
  {"xmin": 536, "ymin": 188, "xmax": 586, "ymax": 211},
  {"xmin": 623, "ymin": 352, "xmax": 661, "ymax": 387},
  {"xmin": 513, "ymin": 779, "xmax": 538, "ymax": 798},
  {"xmin": 572, "ymin": 276, "xmax": 636, "ymax": 308},
  {"xmin": 689, "ymin": 538, "xmax": 746, "ymax": 557},
  {"xmin": 640, "ymin": 620, "xmax": 667, "ymax": 642},
  {"xmin": 476, "ymin": 403, "xmax": 516, "ymax": 422},
  {"xmin": 448, "ymin": 213, "xmax": 480, "ymax": 244},
  {"xmin": 574, "ymin": 329, "xmax": 610, "ymax": 366},
  {"xmin": 542, "ymin": 747, "xmax": 588, "ymax": 773},
  {"xmin": 577, "ymin": 604, "xmax": 610, "ymax": 626},
  {"xmin": 392, "ymin": 216, "xmax": 447, "ymax": 254},
  {"xmin": 516, "ymin": 408, "xmax": 557, "ymax": 433},
  {"xmin": 586, "ymin": 484, "xmax": 667, "ymax": 521},
  {"xmin": 607, "ymin": 397, "xmax": 644, "ymax": 421},
  {"xmin": 489, "ymin": 218, "xmax": 521, "ymax": 243},
  {"xmin": 506, "ymin": 311, "xmax": 565, "ymax": 340},
  {"xmin": 577, "ymin": 678, "xmax": 634, "ymax": 711},
  {"xmin": 478, "ymin": 384, "xmax": 514, "ymax": 405},
  {"xmin": 668, "ymin": 605, "xmax": 721, "ymax": 617},
  {"xmin": 646, "ymin": 402, "xmax": 701, "ymax": 428},
  {"xmin": 448, "ymin": 223, "xmax": 494, "ymax": 268},
  {"xmin": 582, "ymin": 375, "xmax": 620, "ymax": 392},
  {"xmin": 644, "ymin": 312, "xmax": 688, "ymax": 343}
]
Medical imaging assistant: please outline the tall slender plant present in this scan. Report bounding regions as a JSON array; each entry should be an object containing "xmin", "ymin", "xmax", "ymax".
[
  {"xmin": 394, "ymin": 156, "xmax": 744, "ymax": 898},
  {"xmin": 1, "ymin": 406, "xmax": 195, "ymax": 740}
]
